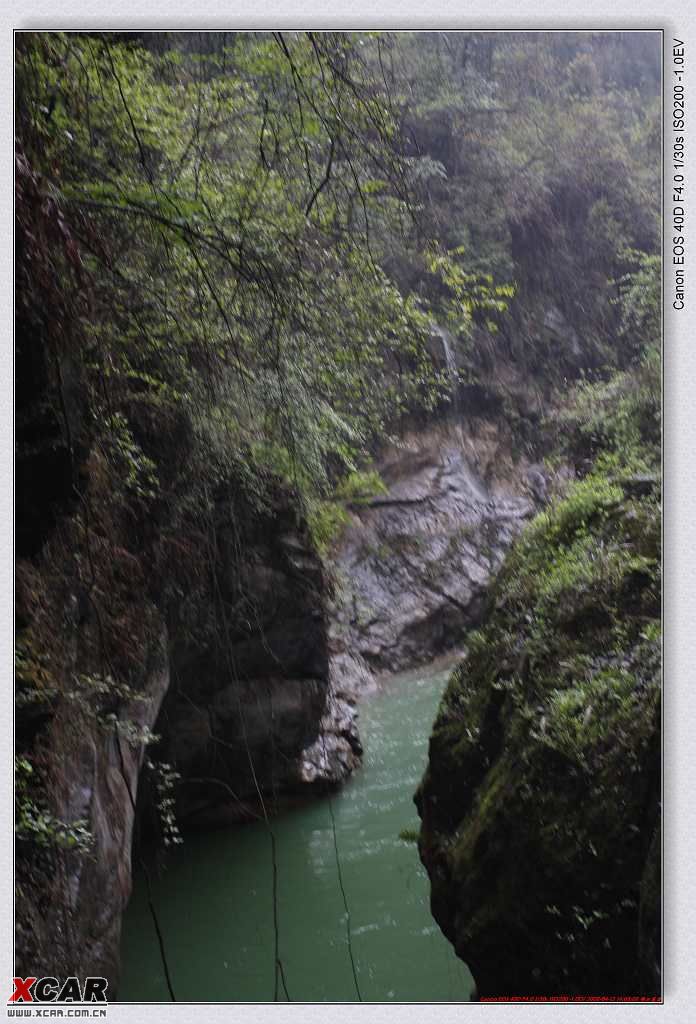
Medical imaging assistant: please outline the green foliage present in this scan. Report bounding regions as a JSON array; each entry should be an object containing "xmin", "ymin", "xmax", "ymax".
[
  {"xmin": 15, "ymin": 33, "xmax": 662, "ymax": 905},
  {"xmin": 424, "ymin": 245, "xmax": 516, "ymax": 339},
  {"xmin": 560, "ymin": 369, "xmax": 660, "ymax": 467},
  {"xmin": 98, "ymin": 714, "xmax": 159, "ymax": 748},
  {"xmin": 548, "ymin": 239, "xmax": 660, "ymax": 477},
  {"xmin": 16, "ymin": 31, "xmax": 453, "ymax": 539},
  {"xmin": 15, "ymin": 641, "xmax": 161, "ymax": 854},
  {"xmin": 421, "ymin": 439, "xmax": 660, "ymax": 990},
  {"xmin": 334, "ymin": 468, "xmax": 388, "ymax": 503},
  {"xmin": 15, "ymin": 652, "xmax": 150, "ymax": 711},
  {"xmin": 391, "ymin": 31, "xmax": 660, "ymax": 386},
  {"xmin": 398, "ymin": 827, "xmax": 420, "ymax": 843},
  {"xmin": 566, "ymin": 53, "xmax": 601, "ymax": 97},
  {"xmin": 537, "ymin": 667, "xmax": 637, "ymax": 765},
  {"xmin": 614, "ymin": 250, "xmax": 661, "ymax": 353},
  {"xmin": 306, "ymin": 500, "xmax": 350, "ymax": 556},
  {"xmin": 296, "ymin": 469, "xmax": 388, "ymax": 553},
  {"xmin": 520, "ymin": 475, "xmax": 623, "ymax": 553},
  {"xmin": 102, "ymin": 412, "xmax": 160, "ymax": 500},
  {"xmin": 15, "ymin": 30, "xmax": 661, "ymax": 541},
  {"xmin": 146, "ymin": 759, "xmax": 183, "ymax": 848},
  {"xmin": 15, "ymin": 757, "xmax": 93, "ymax": 853},
  {"xmin": 499, "ymin": 461, "xmax": 659, "ymax": 661},
  {"xmin": 15, "ymin": 633, "xmax": 55, "ymax": 699}
]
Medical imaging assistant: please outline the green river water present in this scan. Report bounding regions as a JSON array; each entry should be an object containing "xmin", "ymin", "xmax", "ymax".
[{"xmin": 119, "ymin": 662, "xmax": 474, "ymax": 1002}]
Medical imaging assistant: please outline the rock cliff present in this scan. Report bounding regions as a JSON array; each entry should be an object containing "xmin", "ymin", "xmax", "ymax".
[
  {"xmin": 156, "ymin": 486, "xmax": 361, "ymax": 828},
  {"xmin": 329, "ymin": 422, "xmax": 538, "ymax": 687},
  {"xmin": 15, "ymin": 472, "xmax": 354, "ymax": 989},
  {"xmin": 416, "ymin": 471, "xmax": 661, "ymax": 998}
]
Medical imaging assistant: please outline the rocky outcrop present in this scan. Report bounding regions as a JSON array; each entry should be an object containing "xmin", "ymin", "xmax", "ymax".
[
  {"xmin": 15, "ymin": 604, "xmax": 169, "ymax": 992},
  {"xmin": 330, "ymin": 424, "xmax": 535, "ymax": 680},
  {"xmin": 416, "ymin": 472, "xmax": 661, "ymax": 998},
  {"xmin": 156, "ymin": 484, "xmax": 358, "ymax": 828},
  {"xmin": 298, "ymin": 688, "xmax": 363, "ymax": 786},
  {"xmin": 15, "ymin": 475, "xmax": 351, "ymax": 987}
]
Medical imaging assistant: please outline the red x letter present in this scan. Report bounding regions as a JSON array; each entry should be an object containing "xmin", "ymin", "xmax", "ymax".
[{"xmin": 9, "ymin": 977, "xmax": 36, "ymax": 1003}]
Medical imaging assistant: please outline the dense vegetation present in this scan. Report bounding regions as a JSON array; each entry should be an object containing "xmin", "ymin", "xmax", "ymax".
[
  {"xmin": 416, "ymin": 172, "xmax": 661, "ymax": 995},
  {"xmin": 15, "ymin": 30, "xmax": 660, "ymax": 997},
  {"xmin": 16, "ymin": 31, "xmax": 660, "ymax": 553}
]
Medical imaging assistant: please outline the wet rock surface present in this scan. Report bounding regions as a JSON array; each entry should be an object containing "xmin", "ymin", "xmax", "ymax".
[
  {"xmin": 329, "ymin": 427, "xmax": 535, "ymax": 681},
  {"xmin": 298, "ymin": 689, "xmax": 363, "ymax": 786},
  {"xmin": 15, "ymin": 618, "xmax": 170, "ymax": 992},
  {"xmin": 158, "ymin": 488, "xmax": 354, "ymax": 825},
  {"xmin": 415, "ymin": 475, "xmax": 661, "ymax": 998},
  {"xmin": 15, "ymin": 483, "xmax": 348, "ymax": 987}
]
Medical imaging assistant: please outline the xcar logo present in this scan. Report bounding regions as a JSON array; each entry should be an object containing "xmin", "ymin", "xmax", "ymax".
[{"xmin": 8, "ymin": 977, "xmax": 108, "ymax": 1003}]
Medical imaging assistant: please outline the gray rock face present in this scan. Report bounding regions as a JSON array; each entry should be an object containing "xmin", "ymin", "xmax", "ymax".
[
  {"xmin": 329, "ymin": 429, "xmax": 534, "ymax": 679},
  {"xmin": 158, "ymin": 486, "xmax": 355, "ymax": 827},
  {"xmin": 15, "ymin": 486, "xmax": 350, "ymax": 990},
  {"xmin": 542, "ymin": 305, "xmax": 582, "ymax": 361},
  {"xmin": 15, "ymin": 619, "xmax": 170, "ymax": 993},
  {"xmin": 161, "ymin": 420, "xmax": 540, "ymax": 826},
  {"xmin": 298, "ymin": 689, "xmax": 363, "ymax": 786}
]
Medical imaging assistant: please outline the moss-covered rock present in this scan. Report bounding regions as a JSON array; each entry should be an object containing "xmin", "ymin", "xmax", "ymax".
[{"xmin": 416, "ymin": 469, "xmax": 661, "ymax": 998}]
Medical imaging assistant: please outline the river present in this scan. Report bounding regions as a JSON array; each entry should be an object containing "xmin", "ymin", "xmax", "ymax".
[{"xmin": 119, "ymin": 661, "xmax": 474, "ymax": 1002}]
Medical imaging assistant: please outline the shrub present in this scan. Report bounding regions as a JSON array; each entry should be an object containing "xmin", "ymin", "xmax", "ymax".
[{"xmin": 334, "ymin": 468, "xmax": 388, "ymax": 504}]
